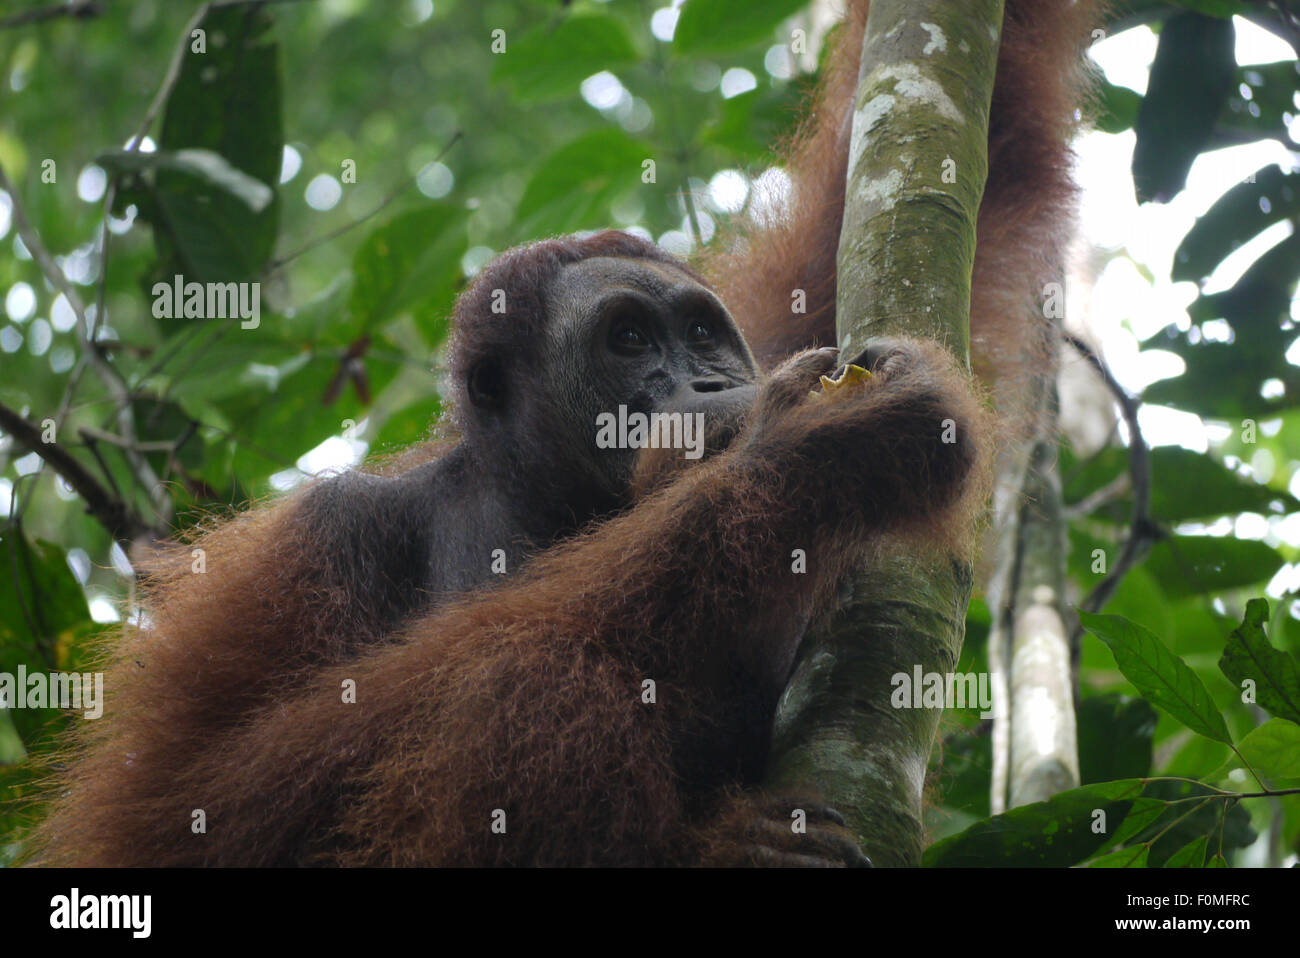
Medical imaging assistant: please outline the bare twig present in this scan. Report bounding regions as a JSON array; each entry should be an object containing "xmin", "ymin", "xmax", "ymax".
[
  {"xmin": 0, "ymin": 1, "xmax": 102, "ymax": 30},
  {"xmin": 1102, "ymin": 4, "xmax": 1181, "ymax": 34},
  {"xmin": 0, "ymin": 162, "xmax": 170, "ymax": 526},
  {"xmin": 211, "ymin": 0, "xmax": 317, "ymax": 7},
  {"xmin": 680, "ymin": 179, "xmax": 703, "ymax": 246},
  {"xmin": 128, "ymin": 1, "xmax": 318, "ymax": 151},
  {"xmin": 1257, "ymin": 2, "xmax": 1300, "ymax": 55},
  {"xmin": 52, "ymin": 179, "xmax": 120, "ymax": 453},
  {"xmin": 7, "ymin": 0, "xmax": 324, "ymax": 541},
  {"xmin": 137, "ymin": 322, "xmax": 234, "ymax": 406},
  {"xmin": 1065, "ymin": 334, "xmax": 1157, "ymax": 630},
  {"xmin": 0, "ymin": 401, "xmax": 149, "ymax": 542},
  {"xmin": 1062, "ymin": 469, "xmax": 1131, "ymax": 521},
  {"xmin": 0, "ymin": 165, "xmax": 91, "ymax": 332},
  {"xmin": 78, "ymin": 429, "xmax": 124, "ymax": 500},
  {"xmin": 78, "ymin": 424, "xmax": 183, "ymax": 454},
  {"xmin": 38, "ymin": 0, "xmax": 220, "ymax": 526},
  {"xmin": 265, "ymin": 131, "xmax": 463, "ymax": 273},
  {"xmin": 128, "ymin": 3, "xmax": 214, "ymax": 151}
]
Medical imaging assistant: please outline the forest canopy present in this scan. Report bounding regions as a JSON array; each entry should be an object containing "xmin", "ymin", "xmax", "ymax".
[{"xmin": 1, "ymin": 0, "xmax": 1299, "ymax": 870}]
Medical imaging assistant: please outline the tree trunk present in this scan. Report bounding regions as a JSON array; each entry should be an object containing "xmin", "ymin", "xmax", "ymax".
[{"xmin": 764, "ymin": 0, "xmax": 1004, "ymax": 867}]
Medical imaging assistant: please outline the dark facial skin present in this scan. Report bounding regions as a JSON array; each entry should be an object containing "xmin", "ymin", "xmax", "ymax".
[
  {"xmin": 532, "ymin": 256, "xmax": 759, "ymax": 490},
  {"xmin": 298, "ymin": 256, "xmax": 761, "ymax": 624}
]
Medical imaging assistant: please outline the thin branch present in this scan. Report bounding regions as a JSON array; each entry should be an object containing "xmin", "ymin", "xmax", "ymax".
[
  {"xmin": 1255, "ymin": 3, "xmax": 1300, "ymax": 56},
  {"xmin": 265, "ymin": 130, "xmax": 463, "ymax": 273},
  {"xmin": 0, "ymin": 165, "xmax": 91, "ymax": 329},
  {"xmin": 5, "ymin": 504, "xmax": 61, "ymax": 666},
  {"xmin": 50, "ymin": 180, "xmax": 120, "ymax": 473},
  {"xmin": 78, "ymin": 424, "xmax": 183, "ymax": 454},
  {"xmin": 1062, "ymin": 469, "xmax": 1131, "ymax": 521},
  {"xmin": 681, "ymin": 179, "xmax": 703, "ymax": 246},
  {"xmin": 78, "ymin": 430, "xmax": 124, "ymax": 500},
  {"xmin": 7, "ymin": 0, "xmax": 321, "ymax": 538},
  {"xmin": 127, "ymin": 3, "xmax": 214, "ymax": 152},
  {"xmin": 1066, "ymin": 335, "xmax": 1157, "ymax": 628},
  {"xmin": 0, "ymin": 401, "xmax": 149, "ymax": 542},
  {"xmin": 39, "ymin": 6, "xmax": 182, "ymax": 522},
  {"xmin": 1102, "ymin": 4, "xmax": 1182, "ymax": 34},
  {"xmin": 211, "ymin": 0, "xmax": 318, "ymax": 7},
  {"xmin": 0, "ymin": 162, "xmax": 170, "ymax": 525},
  {"xmin": 128, "ymin": 0, "xmax": 319, "ymax": 151},
  {"xmin": 128, "ymin": 320, "xmax": 232, "ymax": 410},
  {"xmin": 0, "ymin": 1, "xmax": 102, "ymax": 30}
]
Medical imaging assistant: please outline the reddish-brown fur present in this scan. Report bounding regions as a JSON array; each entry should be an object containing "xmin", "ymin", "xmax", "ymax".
[
  {"xmin": 36, "ymin": 342, "xmax": 987, "ymax": 866},
  {"xmin": 27, "ymin": 0, "xmax": 1094, "ymax": 866},
  {"xmin": 705, "ymin": 0, "xmax": 1097, "ymax": 410}
]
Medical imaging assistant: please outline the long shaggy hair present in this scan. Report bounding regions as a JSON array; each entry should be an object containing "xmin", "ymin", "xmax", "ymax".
[{"xmin": 24, "ymin": 0, "xmax": 1095, "ymax": 866}]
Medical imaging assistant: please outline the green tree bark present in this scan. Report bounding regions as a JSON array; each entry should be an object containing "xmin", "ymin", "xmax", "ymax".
[{"xmin": 764, "ymin": 0, "xmax": 1003, "ymax": 867}]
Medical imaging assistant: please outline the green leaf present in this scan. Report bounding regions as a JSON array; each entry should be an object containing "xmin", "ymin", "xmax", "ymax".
[
  {"xmin": 929, "ymin": 726, "xmax": 992, "ymax": 824},
  {"xmin": 1152, "ymin": 228, "xmax": 1300, "ymax": 422},
  {"xmin": 1207, "ymin": 853, "xmax": 1228, "ymax": 867},
  {"xmin": 0, "ymin": 536, "xmax": 93, "ymax": 748},
  {"xmin": 516, "ymin": 129, "xmax": 649, "ymax": 235},
  {"xmin": 1087, "ymin": 844, "xmax": 1150, "ymax": 868},
  {"xmin": 1166, "ymin": 0, "xmax": 1251, "ymax": 16},
  {"xmin": 674, "ymin": 0, "xmax": 807, "ymax": 54},
  {"xmin": 922, "ymin": 780, "xmax": 1147, "ymax": 867},
  {"xmin": 96, "ymin": 148, "xmax": 273, "ymax": 212},
  {"xmin": 492, "ymin": 13, "xmax": 638, "ymax": 102},
  {"xmin": 1149, "ymin": 447, "xmax": 1299, "ymax": 522},
  {"xmin": 1216, "ymin": 718, "xmax": 1300, "ymax": 786},
  {"xmin": 350, "ymin": 204, "xmax": 466, "ymax": 332},
  {"xmin": 1218, "ymin": 598, "xmax": 1300, "ymax": 725},
  {"xmin": 700, "ymin": 89, "xmax": 769, "ymax": 159},
  {"xmin": 1189, "ymin": 229, "xmax": 1300, "ymax": 333},
  {"xmin": 276, "ymin": 273, "xmax": 356, "ymax": 347},
  {"xmin": 1143, "ymin": 340, "xmax": 1300, "ymax": 420},
  {"xmin": 1220, "ymin": 62, "xmax": 1300, "ymax": 144},
  {"xmin": 166, "ymin": 335, "xmax": 302, "ymax": 405},
  {"xmin": 1164, "ymin": 834, "xmax": 1209, "ymax": 867},
  {"xmin": 1118, "ymin": 780, "xmax": 1254, "ymax": 865},
  {"xmin": 1106, "ymin": 0, "xmax": 1248, "ymax": 17},
  {"xmin": 1173, "ymin": 167, "xmax": 1300, "ymax": 283},
  {"xmin": 1112, "ymin": 779, "xmax": 1253, "ymax": 857},
  {"xmin": 1109, "ymin": 798, "xmax": 1169, "ymax": 847},
  {"xmin": 1145, "ymin": 536, "xmax": 1285, "ymax": 599},
  {"xmin": 141, "ymin": 5, "xmax": 283, "ymax": 285},
  {"xmin": 0, "ymin": 537, "xmax": 90, "ymax": 647},
  {"xmin": 1079, "ymin": 612, "xmax": 1232, "ymax": 745},
  {"xmin": 1064, "ymin": 442, "xmax": 1293, "ymax": 525},
  {"xmin": 0, "ymin": 708, "xmax": 26, "ymax": 765},
  {"xmin": 369, "ymin": 396, "xmax": 443, "ymax": 453},
  {"xmin": 216, "ymin": 350, "xmax": 400, "ymax": 483},
  {"xmin": 1095, "ymin": 81, "xmax": 1143, "ymax": 134},
  {"xmin": 1132, "ymin": 13, "xmax": 1236, "ymax": 203},
  {"xmin": 133, "ymin": 396, "xmax": 204, "ymax": 475},
  {"xmin": 699, "ymin": 83, "xmax": 803, "ymax": 164},
  {"xmin": 1183, "ymin": 228, "xmax": 1300, "ymax": 359},
  {"xmin": 1078, "ymin": 695, "xmax": 1158, "ymax": 783},
  {"xmin": 1061, "ymin": 445, "xmax": 1128, "ymax": 516},
  {"xmin": 1163, "ymin": 732, "xmax": 1233, "ymax": 781}
]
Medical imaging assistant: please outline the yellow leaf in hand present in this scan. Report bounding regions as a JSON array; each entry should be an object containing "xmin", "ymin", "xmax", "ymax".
[{"xmin": 817, "ymin": 363, "xmax": 872, "ymax": 400}]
